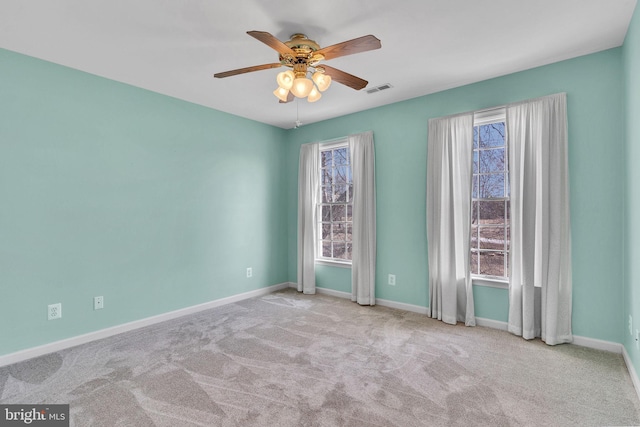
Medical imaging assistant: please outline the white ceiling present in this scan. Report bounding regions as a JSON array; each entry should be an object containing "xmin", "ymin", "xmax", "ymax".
[{"xmin": 1, "ymin": 0, "xmax": 636, "ymax": 129}]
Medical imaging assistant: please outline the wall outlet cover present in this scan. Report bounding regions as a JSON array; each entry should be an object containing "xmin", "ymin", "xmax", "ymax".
[
  {"xmin": 388, "ymin": 274, "xmax": 396, "ymax": 286},
  {"xmin": 94, "ymin": 296, "xmax": 104, "ymax": 310},
  {"xmin": 48, "ymin": 303, "xmax": 62, "ymax": 320}
]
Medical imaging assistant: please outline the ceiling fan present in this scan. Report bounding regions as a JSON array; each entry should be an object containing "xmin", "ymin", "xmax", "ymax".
[{"xmin": 214, "ymin": 31, "xmax": 381, "ymax": 103}]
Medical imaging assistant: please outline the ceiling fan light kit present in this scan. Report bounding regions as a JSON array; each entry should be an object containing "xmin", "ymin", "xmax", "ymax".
[{"xmin": 214, "ymin": 31, "xmax": 381, "ymax": 104}]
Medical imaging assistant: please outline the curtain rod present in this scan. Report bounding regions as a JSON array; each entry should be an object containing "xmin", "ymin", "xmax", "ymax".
[
  {"xmin": 301, "ymin": 131, "xmax": 373, "ymax": 147},
  {"xmin": 432, "ymin": 92, "xmax": 566, "ymax": 121}
]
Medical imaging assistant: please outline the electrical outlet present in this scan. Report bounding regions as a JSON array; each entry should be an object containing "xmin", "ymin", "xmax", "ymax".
[
  {"xmin": 94, "ymin": 296, "xmax": 104, "ymax": 310},
  {"xmin": 246, "ymin": 267, "xmax": 252, "ymax": 278},
  {"xmin": 48, "ymin": 303, "xmax": 62, "ymax": 320},
  {"xmin": 630, "ymin": 315, "xmax": 634, "ymax": 335},
  {"xmin": 636, "ymin": 329, "xmax": 639, "ymax": 351},
  {"xmin": 388, "ymin": 274, "xmax": 396, "ymax": 286}
]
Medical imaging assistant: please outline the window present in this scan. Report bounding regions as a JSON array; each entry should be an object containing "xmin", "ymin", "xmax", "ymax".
[
  {"xmin": 470, "ymin": 111, "xmax": 509, "ymax": 279},
  {"xmin": 317, "ymin": 141, "xmax": 353, "ymax": 263}
]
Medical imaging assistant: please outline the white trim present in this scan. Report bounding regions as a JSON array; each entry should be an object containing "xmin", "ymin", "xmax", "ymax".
[
  {"xmin": 315, "ymin": 286, "xmax": 350, "ymax": 299},
  {"xmin": 0, "ymin": 283, "xmax": 290, "ymax": 368},
  {"xmin": 315, "ymin": 259, "xmax": 352, "ymax": 268},
  {"xmin": 473, "ymin": 108, "xmax": 506, "ymax": 126},
  {"xmin": 571, "ymin": 335, "xmax": 623, "ymax": 353},
  {"xmin": 314, "ymin": 286, "xmax": 429, "ymax": 314},
  {"xmin": 375, "ymin": 298, "xmax": 429, "ymax": 315},
  {"xmin": 623, "ymin": 346, "xmax": 640, "ymax": 403},
  {"xmin": 472, "ymin": 278, "xmax": 508, "ymax": 289},
  {"xmin": 475, "ymin": 317, "xmax": 509, "ymax": 331},
  {"xmin": 318, "ymin": 137, "xmax": 348, "ymax": 150}
]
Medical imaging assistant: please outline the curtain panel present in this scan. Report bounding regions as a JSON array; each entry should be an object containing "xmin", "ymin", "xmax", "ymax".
[
  {"xmin": 426, "ymin": 114, "xmax": 476, "ymax": 326},
  {"xmin": 507, "ymin": 93, "xmax": 572, "ymax": 345},
  {"xmin": 349, "ymin": 131, "xmax": 377, "ymax": 305},
  {"xmin": 297, "ymin": 143, "xmax": 319, "ymax": 294}
]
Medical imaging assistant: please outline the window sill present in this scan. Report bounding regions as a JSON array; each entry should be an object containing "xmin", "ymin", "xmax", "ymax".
[
  {"xmin": 471, "ymin": 276, "xmax": 508, "ymax": 289},
  {"xmin": 315, "ymin": 259, "xmax": 352, "ymax": 269}
]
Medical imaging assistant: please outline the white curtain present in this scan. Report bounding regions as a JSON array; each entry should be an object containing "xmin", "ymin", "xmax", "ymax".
[
  {"xmin": 426, "ymin": 114, "xmax": 476, "ymax": 326},
  {"xmin": 297, "ymin": 143, "xmax": 319, "ymax": 294},
  {"xmin": 507, "ymin": 93, "xmax": 572, "ymax": 345},
  {"xmin": 349, "ymin": 131, "xmax": 376, "ymax": 305}
]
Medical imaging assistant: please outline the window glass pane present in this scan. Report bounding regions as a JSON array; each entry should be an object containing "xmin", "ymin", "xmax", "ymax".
[
  {"xmin": 478, "ymin": 123, "xmax": 505, "ymax": 148},
  {"xmin": 471, "ymin": 201, "xmax": 478, "ymax": 225},
  {"xmin": 478, "ymin": 173, "xmax": 505, "ymax": 198},
  {"xmin": 346, "ymin": 243, "xmax": 352, "ymax": 260},
  {"xmin": 322, "ymin": 205, "xmax": 331, "ymax": 222},
  {"xmin": 479, "ymin": 226, "xmax": 506, "ymax": 250},
  {"xmin": 335, "ymin": 165, "xmax": 348, "ymax": 185},
  {"xmin": 479, "ymin": 252, "xmax": 505, "ymax": 277},
  {"xmin": 332, "ymin": 204, "xmax": 346, "ymax": 222},
  {"xmin": 334, "ymin": 148, "xmax": 349, "ymax": 165},
  {"xmin": 479, "ymin": 200, "xmax": 505, "ymax": 224},
  {"xmin": 334, "ymin": 185, "xmax": 348, "ymax": 202},
  {"xmin": 321, "ymin": 168, "xmax": 332, "ymax": 185},
  {"xmin": 479, "ymin": 148, "xmax": 505, "ymax": 173},
  {"xmin": 322, "ymin": 241, "xmax": 332, "ymax": 258},
  {"xmin": 506, "ymin": 252, "xmax": 510, "ymax": 277},
  {"xmin": 472, "ymin": 175, "xmax": 478, "ymax": 198},
  {"xmin": 333, "ymin": 223, "xmax": 346, "ymax": 241},
  {"xmin": 321, "ymin": 186, "xmax": 332, "ymax": 203},
  {"xmin": 346, "ymin": 223, "xmax": 352, "ymax": 241},
  {"xmin": 334, "ymin": 242, "xmax": 347, "ymax": 259},
  {"xmin": 347, "ymin": 183, "xmax": 353, "ymax": 203},
  {"xmin": 470, "ymin": 251, "xmax": 479, "ymax": 275},
  {"xmin": 347, "ymin": 204, "xmax": 352, "ymax": 220},
  {"xmin": 470, "ymin": 225, "xmax": 479, "ymax": 250},
  {"xmin": 321, "ymin": 150, "xmax": 332, "ymax": 168},
  {"xmin": 322, "ymin": 224, "xmax": 331, "ymax": 240},
  {"xmin": 473, "ymin": 151, "xmax": 479, "ymax": 174}
]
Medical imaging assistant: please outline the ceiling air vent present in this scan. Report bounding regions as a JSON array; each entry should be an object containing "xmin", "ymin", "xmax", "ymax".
[{"xmin": 366, "ymin": 83, "xmax": 393, "ymax": 94}]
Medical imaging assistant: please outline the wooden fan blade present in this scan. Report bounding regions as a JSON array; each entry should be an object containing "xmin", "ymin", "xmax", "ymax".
[
  {"xmin": 316, "ymin": 35, "xmax": 381, "ymax": 61},
  {"xmin": 247, "ymin": 31, "xmax": 295, "ymax": 56},
  {"xmin": 214, "ymin": 63, "xmax": 282, "ymax": 78},
  {"xmin": 318, "ymin": 65, "xmax": 368, "ymax": 90},
  {"xmin": 279, "ymin": 92, "xmax": 295, "ymax": 104}
]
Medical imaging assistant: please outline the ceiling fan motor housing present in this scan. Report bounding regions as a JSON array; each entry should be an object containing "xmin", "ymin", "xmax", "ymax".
[{"xmin": 281, "ymin": 34, "xmax": 325, "ymax": 74}]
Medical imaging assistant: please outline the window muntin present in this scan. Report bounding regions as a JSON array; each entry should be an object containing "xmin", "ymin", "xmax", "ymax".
[
  {"xmin": 318, "ymin": 142, "xmax": 353, "ymax": 262},
  {"xmin": 470, "ymin": 118, "xmax": 509, "ymax": 279}
]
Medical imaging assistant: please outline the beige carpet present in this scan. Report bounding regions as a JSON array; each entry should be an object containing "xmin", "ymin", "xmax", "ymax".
[{"xmin": 1, "ymin": 288, "xmax": 639, "ymax": 426}]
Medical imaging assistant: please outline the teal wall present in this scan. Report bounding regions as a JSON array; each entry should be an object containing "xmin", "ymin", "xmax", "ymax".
[
  {"xmin": 286, "ymin": 48, "xmax": 625, "ymax": 343},
  {"xmin": 623, "ymin": 4, "xmax": 640, "ymax": 379},
  {"xmin": 1, "ymin": 27, "xmax": 635, "ymax": 358},
  {"xmin": 0, "ymin": 49, "xmax": 288, "ymax": 356}
]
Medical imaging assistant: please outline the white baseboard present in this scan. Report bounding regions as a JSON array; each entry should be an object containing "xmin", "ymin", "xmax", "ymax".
[
  {"xmin": 623, "ymin": 346, "xmax": 640, "ymax": 403},
  {"xmin": 375, "ymin": 298, "xmax": 429, "ymax": 315},
  {"xmin": 475, "ymin": 317, "xmax": 509, "ymax": 331},
  {"xmin": 0, "ymin": 282, "xmax": 290, "ymax": 368},
  {"xmin": 312, "ymin": 286, "xmax": 430, "ymax": 314},
  {"xmin": 572, "ymin": 335, "xmax": 623, "ymax": 353}
]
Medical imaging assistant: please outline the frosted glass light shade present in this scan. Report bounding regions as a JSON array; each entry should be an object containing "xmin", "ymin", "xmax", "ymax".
[
  {"xmin": 307, "ymin": 85, "xmax": 322, "ymax": 102},
  {"xmin": 290, "ymin": 77, "xmax": 314, "ymax": 98},
  {"xmin": 276, "ymin": 70, "xmax": 295, "ymax": 90},
  {"xmin": 273, "ymin": 86, "xmax": 290, "ymax": 102},
  {"xmin": 312, "ymin": 71, "xmax": 332, "ymax": 92}
]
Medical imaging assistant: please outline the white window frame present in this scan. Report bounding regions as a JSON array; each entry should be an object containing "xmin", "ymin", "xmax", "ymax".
[
  {"xmin": 316, "ymin": 138, "xmax": 353, "ymax": 267},
  {"xmin": 471, "ymin": 108, "xmax": 509, "ymax": 287}
]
